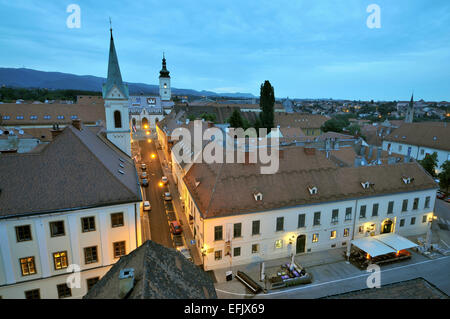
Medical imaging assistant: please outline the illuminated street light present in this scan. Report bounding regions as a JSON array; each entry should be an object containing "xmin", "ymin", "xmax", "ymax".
[
  {"xmin": 147, "ymin": 139, "xmax": 152, "ymax": 143},
  {"xmin": 146, "ymin": 131, "xmax": 150, "ymax": 135},
  {"xmin": 151, "ymin": 153, "xmax": 156, "ymax": 159},
  {"xmin": 158, "ymin": 182, "xmax": 164, "ymax": 187}
]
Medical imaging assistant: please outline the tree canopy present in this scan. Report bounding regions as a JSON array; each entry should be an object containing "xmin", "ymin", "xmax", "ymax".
[
  {"xmin": 438, "ymin": 160, "xmax": 450, "ymax": 194},
  {"xmin": 418, "ymin": 152, "xmax": 438, "ymax": 177},
  {"xmin": 259, "ymin": 80, "xmax": 275, "ymax": 132}
]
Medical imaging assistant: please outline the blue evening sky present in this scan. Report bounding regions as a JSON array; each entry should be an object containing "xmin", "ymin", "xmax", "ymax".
[{"xmin": 0, "ymin": 0, "xmax": 449, "ymax": 101}]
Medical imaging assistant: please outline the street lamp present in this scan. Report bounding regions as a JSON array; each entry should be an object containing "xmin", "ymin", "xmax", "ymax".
[
  {"xmin": 425, "ymin": 215, "xmax": 438, "ymax": 250},
  {"xmin": 151, "ymin": 153, "xmax": 156, "ymax": 159}
]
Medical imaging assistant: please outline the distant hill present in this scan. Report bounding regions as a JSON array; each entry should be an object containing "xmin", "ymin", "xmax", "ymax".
[{"xmin": 0, "ymin": 67, "xmax": 255, "ymax": 98}]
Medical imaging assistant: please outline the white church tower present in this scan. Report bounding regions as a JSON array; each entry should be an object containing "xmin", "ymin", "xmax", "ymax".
[
  {"xmin": 159, "ymin": 53, "xmax": 171, "ymax": 101},
  {"xmin": 405, "ymin": 93, "xmax": 414, "ymax": 123},
  {"xmin": 102, "ymin": 27, "xmax": 131, "ymax": 156}
]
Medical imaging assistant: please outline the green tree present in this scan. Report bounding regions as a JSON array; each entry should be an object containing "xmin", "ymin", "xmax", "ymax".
[
  {"xmin": 228, "ymin": 109, "xmax": 244, "ymax": 128},
  {"xmin": 321, "ymin": 117, "xmax": 349, "ymax": 133},
  {"xmin": 347, "ymin": 124, "xmax": 361, "ymax": 136},
  {"xmin": 438, "ymin": 160, "xmax": 450, "ymax": 194},
  {"xmin": 259, "ymin": 80, "xmax": 275, "ymax": 132},
  {"xmin": 418, "ymin": 152, "xmax": 438, "ymax": 178}
]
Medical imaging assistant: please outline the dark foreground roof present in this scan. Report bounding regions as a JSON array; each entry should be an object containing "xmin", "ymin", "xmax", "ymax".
[
  {"xmin": 0, "ymin": 124, "xmax": 141, "ymax": 218},
  {"xmin": 84, "ymin": 240, "xmax": 217, "ymax": 299}
]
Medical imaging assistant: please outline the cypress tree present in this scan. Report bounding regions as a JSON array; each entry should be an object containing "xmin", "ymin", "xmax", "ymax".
[{"xmin": 259, "ymin": 80, "xmax": 275, "ymax": 132}]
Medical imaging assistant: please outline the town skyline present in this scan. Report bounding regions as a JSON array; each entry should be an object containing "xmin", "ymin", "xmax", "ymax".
[{"xmin": 0, "ymin": 0, "xmax": 449, "ymax": 101}]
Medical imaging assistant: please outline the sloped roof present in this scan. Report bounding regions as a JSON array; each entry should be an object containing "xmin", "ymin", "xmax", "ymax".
[
  {"xmin": 0, "ymin": 102, "xmax": 106, "ymax": 126},
  {"xmin": 275, "ymin": 113, "xmax": 330, "ymax": 129},
  {"xmin": 183, "ymin": 146, "xmax": 436, "ymax": 219},
  {"xmin": 83, "ymin": 240, "xmax": 217, "ymax": 299},
  {"xmin": 383, "ymin": 122, "xmax": 450, "ymax": 151},
  {"xmin": 0, "ymin": 124, "xmax": 141, "ymax": 218}
]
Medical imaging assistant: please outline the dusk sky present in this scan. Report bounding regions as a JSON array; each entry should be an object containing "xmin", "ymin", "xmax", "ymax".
[{"xmin": 0, "ymin": 0, "xmax": 449, "ymax": 101}]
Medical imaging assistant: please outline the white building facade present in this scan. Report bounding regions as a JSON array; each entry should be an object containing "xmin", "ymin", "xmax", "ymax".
[
  {"xmin": 189, "ymin": 189, "xmax": 436, "ymax": 271},
  {"xmin": 0, "ymin": 202, "xmax": 142, "ymax": 299}
]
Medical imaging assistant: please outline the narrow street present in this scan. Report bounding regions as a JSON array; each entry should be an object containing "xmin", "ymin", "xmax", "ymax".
[{"xmin": 138, "ymin": 137, "xmax": 174, "ymax": 249}]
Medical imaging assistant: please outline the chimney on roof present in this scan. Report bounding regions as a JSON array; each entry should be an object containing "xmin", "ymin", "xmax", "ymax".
[
  {"xmin": 304, "ymin": 147, "xmax": 315, "ymax": 155},
  {"xmin": 368, "ymin": 145, "xmax": 374, "ymax": 159},
  {"xmin": 387, "ymin": 157, "xmax": 396, "ymax": 165},
  {"xmin": 376, "ymin": 147, "xmax": 382, "ymax": 165},
  {"xmin": 119, "ymin": 268, "xmax": 135, "ymax": 299},
  {"xmin": 334, "ymin": 139, "xmax": 340, "ymax": 150},
  {"xmin": 50, "ymin": 123, "xmax": 63, "ymax": 139},
  {"xmin": 359, "ymin": 145, "xmax": 366, "ymax": 156},
  {"xmin": 72, "ymin": 119, "xmax": 81, "ymax": 130}
]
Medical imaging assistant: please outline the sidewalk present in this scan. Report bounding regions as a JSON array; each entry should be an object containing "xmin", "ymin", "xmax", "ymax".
[
  {"xmin": 154, "ymin": 139, "xmax": 204, "ymax": 267},
  {"xmin": 213, "ymin": 248, "xmax": 346, "ymax": 284}
]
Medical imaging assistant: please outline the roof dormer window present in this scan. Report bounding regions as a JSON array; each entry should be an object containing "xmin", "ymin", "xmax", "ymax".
[
  {"xmin": 254, "ymin": 192, "xmax": 263, "ymax": 201},
  {"xmin": 402, "ymin": 176, "xmax": 414, "ymax": 184},
  {"xmin": 308, "ymin": 186, "xmax": 318, "ymax": 195},
  {"xmin": 361, "ymin": 181, "xmax": 372, "ymax": 189}
]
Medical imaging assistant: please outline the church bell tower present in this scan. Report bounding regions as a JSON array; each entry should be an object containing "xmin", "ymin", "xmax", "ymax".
[
  {"xmin": 102, "ymin": 25, "xmax": 131, "ymax": 156},
  {"xmin": 159, "ymin": 53, "xmax": 171, "ymax": 101}
]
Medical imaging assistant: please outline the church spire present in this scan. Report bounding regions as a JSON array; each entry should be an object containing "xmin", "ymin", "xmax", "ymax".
[
  {"xmin": 405, "ymin": 92, "xmax": 414, "ymax": 123},
  {"xmin": 102, "ymin": 21, "xmax": 128, "ymax": 99},
  {"xmin": 159, "ymin": 53, "xmax": 170, "ymax": 78}
]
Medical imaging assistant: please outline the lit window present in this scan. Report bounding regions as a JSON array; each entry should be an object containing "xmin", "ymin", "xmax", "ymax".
[
  {"xmin": 330, "ymin": 231, "xmax": 337, "ymax": 239},
  {"xmin": 20, "ymin": 257, "xmax": 36, "ymax": 276},
  {"xmin": 252, "ymin": 244, "xmax": 259, "ymax": 254},
  {"xmin": 312, "ymin": 233, "xmax": 319, "ymax": 243},
  {"xmin": 343, "ymin": 228, "xmax": 350, "ymax": 237},
  {"xmin": 53, "ymin": 251, "xmax": 68, "ymax": 270},
  {"xmin": 275, "ymin": 239, "xmax": 283, "ymax": 249}
]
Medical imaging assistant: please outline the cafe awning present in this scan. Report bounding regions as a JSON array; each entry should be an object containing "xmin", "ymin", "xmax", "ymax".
[
  {"xmin": 351, "ymin": 237, "xmax": 396, "ymax": 257},
  {"xmin": 375, "ymin": 233, "xmax": 418, "ymax": 251}
]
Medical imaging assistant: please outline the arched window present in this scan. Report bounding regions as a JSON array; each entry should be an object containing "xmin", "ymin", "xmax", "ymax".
[
  {"xmin": 142, "ymin": 117, "xmax": 149, "ymax": 129},
  {"xmin": 114, "ymin": 111, "xmax": 122, "ymax": 128}
]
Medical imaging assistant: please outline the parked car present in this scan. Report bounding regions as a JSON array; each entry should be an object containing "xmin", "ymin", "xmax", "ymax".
[
  {"xmin": 176, "ymin": 246, "xmax": 193, "ymax": 262},
  {"xmin": 141, "ymin": 172, "xmax": 148, "ymax": 179},
  {"xmin": 445, "ymin": 196, "xmax": 450, "ymax": 203},
  {"xmin": 141, "ymin": 163, "xmax": 147, "ymax": 170},
  {"xmin": 437, "ymin": 191, "xmax": 445, "ymax": 199},
  {"xmin": 170, "ymin": 221, "xmax": 182, "ymax": 235},
  {"xmin": 143, "ymin": 201, "xmax": 151, "ymax": 211},
  {"xmin": 162, "ymin": 176, "xmax": 168, "ymax": 184},
  {"xmin": 164, "ymin": 192, "xmax": 172, "ymax": 201},
  {"xmin": 141, "ymin": 178, "xmax": 149, "ymax": 187}
]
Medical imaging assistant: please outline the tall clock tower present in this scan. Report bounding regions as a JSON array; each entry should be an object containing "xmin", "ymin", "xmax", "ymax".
[
  {"xmin": 159, "ymin": 53, "xmax": 171, "ymax": 101},
  {"xmin": 102, "ymin": 27, "xmax": 131, "ymax": 156}
]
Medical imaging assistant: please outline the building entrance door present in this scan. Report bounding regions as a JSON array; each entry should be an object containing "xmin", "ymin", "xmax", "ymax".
[
  {"xmin": 296, "ymin": 235, "xmax": 306, "ymax": 254},
  {"xmin": 382, "ymin": 220, "xmax": 393, "ymax": 234}
]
